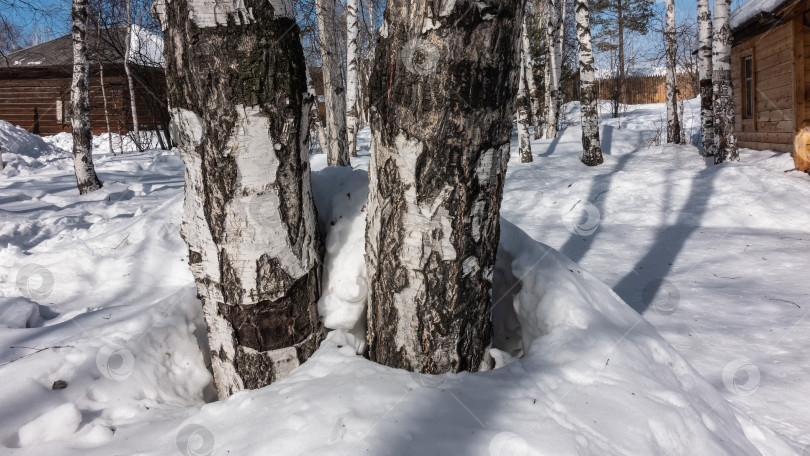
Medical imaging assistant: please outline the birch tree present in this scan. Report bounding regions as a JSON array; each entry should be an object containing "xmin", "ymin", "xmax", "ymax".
[
  {"xmin": 517, "ymin": 41, "xmax": 533, "ymax": 163},
  {"xmin": 316, "ymin": 0, "xmax": 350, "ymax": 166},
  {"xmin": 521, "ymin": 11, "xmax": 541, "ymax": 134},
  {"xmin": 366, "ymin": 0, "xmax": 524, "ymax": 373},
  {"xmin": 123, "ymin": 0, "xmax": 140, "ymax": 151},
  {"xmin": 576, "ymin": 0, "xmax": 603, "ymax": 165},
  {"xmin": 697, "ymin": 0, "xmax": 714, "ymax": 156},
  {"xmin": 154, "ymin": 0, "xmax": 323, "ymax": 399},
  {"xmin": 346, "ymin": 0, "xmax": 360, "ymax": 157},
  {"xmin": 307, "ymin": 67, "xmax": 330, "ymax": 154},
  {"xmin": 712, "ymin": 0, "xmax": 738, "ymax": 163},
  {"xmin": 71, "ymin": 0, "xmax": 103, "ymax": 194},
  {"xmin": 664, "ymin": 0, "xmax": 680, "ymax": 143},
  {"xmin": 544, "ymin": 0, "xmax": 563, "ymax": 138}
]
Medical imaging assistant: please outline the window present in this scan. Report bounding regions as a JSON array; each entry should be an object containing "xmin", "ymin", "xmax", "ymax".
[{"xmin": 743, "ymin": 56, "xmax": 754, "ymax": 119}]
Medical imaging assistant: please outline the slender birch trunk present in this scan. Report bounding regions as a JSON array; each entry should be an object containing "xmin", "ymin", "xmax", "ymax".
[
  {"xmin": 665, "ymin": 0, "xmax": 680, "ymax": 143},
  {"xmin": 517, "ymin": 41, "xmax": 533, "ymax": 163},
  {"xmin": 154, "ymin": 0, "xmax": 324, "ymax": 400},
  {"xmin": 346, "ymin": 0, "xmax": 360, "ymax": 157},
  {"xmin": 697, "ymin": 0, "xmax": 715, "ymax": 156},
  {"xmin": 70, "ymin": 0, "xmax": 102, "ymax": 195},
  {"xmin": 316, "ymin": 0, "xmax": 350, "ymax": 166},
  {"xmin": 366, "ymin": 0, "xmax": 524, "ymax": 373},
  {"xmin": 576, "ymin": 0, "xmax": 602, "ymax": 165},
  {"xmin": 99, "ymin": 63, "xmax": 115, "ymax": 156},
  {"xmin": 554, "ymin": 0, "xmax": 566, "ymax": 129},
  {"xmin": 307, "ymin": 67, "xmax": 330, "ymax": 154},
  {"xmin": 123, "ymin": 0, "xmax": 141, "ymax": 151},
  {"xmin": 712, "ymin": 0, "xmax": 738, "ymax": 163},
  {"xmin": 545, "ymin": 0, "xmax": 562, "ymax": 138},
  {"xmin": 521, "ymin": 14, "xmax": 541, "ymax": 135}
]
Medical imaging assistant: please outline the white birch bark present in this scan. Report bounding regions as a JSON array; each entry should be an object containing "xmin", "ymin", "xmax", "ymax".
[
  {"xmin": 517, "ymin": 42, "xmax": 532, "ymax": 163},
  {"xmin": 697, "ymin": 0, "xmax": 715, "ymax": 156},
  {"xmin": 521, "ymin": 15, "xmax": 541, "ymax": 136},
  {"xmin": 665, "ymin": 0, "xmax": 680, "ymax": 143},
  {"xmin": 123, "ymin": 0, "xmax": 140, "ymax": 151},
  {"xmin": 346, "ymin": 0, "xmax": 360, "ymax": 157},
  {"xmin": 316, "ymin": 0, "xmax": 350, "ymax": 166},
  {"xmin": 99, "ymin": 63, "xmax": 115, "ymax": 156},
  {"xmin": 155, "ymin": 0, "xmax": 323, "ymax": 400},
  {"xmin": 576, "ymin": 0, "xmax": 602, "ymax": 165},
  {"xmin": 712, "ymin": 0, "xmax": 739, "ymax": 163},
  {"xmin": 70, "ymin": 0, "xmax": 103, "ymax": 195},
  {"xmin": 545, "ymin": 0, "xmax": 563, "ymax": 138}
]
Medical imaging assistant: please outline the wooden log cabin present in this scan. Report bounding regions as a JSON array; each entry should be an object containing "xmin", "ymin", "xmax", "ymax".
[
  {"xmin": 0, "ymin": 27, "xmax": 168, "ymax": 137},
  {"xmin": 731, "ymin": 0, "xmax": 810, "ymax": 170}
]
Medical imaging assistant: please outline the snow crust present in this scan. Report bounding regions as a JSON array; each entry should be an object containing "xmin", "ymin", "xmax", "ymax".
[{"xmin": 0, "ymin": 99, "xmax": 807, "ymax": 454}]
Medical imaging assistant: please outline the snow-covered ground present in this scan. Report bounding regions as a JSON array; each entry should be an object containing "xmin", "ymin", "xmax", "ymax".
[{"xmin": 0, "ymin": 100, "xmax": 808, "ymax": 455}]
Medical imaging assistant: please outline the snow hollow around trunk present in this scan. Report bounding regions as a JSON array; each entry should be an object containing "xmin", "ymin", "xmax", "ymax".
[{"xmin": 0, "ymin": 123, "xmax": 803, "ymax": 455}]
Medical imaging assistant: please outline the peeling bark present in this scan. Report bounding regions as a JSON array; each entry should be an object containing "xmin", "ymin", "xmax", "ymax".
[
  {"xmin": 154, "ymin": 0, "xmax": 324, "ymax": 400},
  {"xmin": 712, "ymin": 0, "xmax": 738, "ymax": 163},
  {"xmin": 664, "ymin": 0, "xmax": 680, "ymax": 144},
  {"xmin": 576, "ymin": 0, "xmax": 602, "ymax": 166},
  {"xmin": 366, "ymin": 0, "xmax": 523, "ymax": 373},
  {"xmin": 71, "ymin": 0, "xmax": 103, "ymax": 195},
  {"xmin": 347, "ymin": 0, "xmax": 360, "ymax": 157},
  {"xmin": 697, "ymin": 0, "xmax": 715, "ymax": 157}
]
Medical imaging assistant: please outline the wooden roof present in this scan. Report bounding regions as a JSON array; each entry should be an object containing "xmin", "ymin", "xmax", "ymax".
[{"xmin": 731, "ymin": 0, "xmax": 804, "ymax": 42}]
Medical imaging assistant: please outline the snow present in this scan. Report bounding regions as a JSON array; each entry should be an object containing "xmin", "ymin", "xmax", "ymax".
[
  {"xmin": 730, "ymin": 0, "xmax": 790, "ymax": 30},
  {"xmin": 0, "ymin": 98, "xmax": 809, "ymax": 454},
  {"xmin": 128, "ymin": 25, "xmax": 164, "ymax": 67}
]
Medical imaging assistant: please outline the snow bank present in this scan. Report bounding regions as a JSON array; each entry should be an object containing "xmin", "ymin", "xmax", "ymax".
[
  {"xmin": 0, "ymin": 120, "xmax": 66, "ymax": 177},
  {"xmin": 730, "ymin": 0, "xmax": 791, "ymax": 30}
]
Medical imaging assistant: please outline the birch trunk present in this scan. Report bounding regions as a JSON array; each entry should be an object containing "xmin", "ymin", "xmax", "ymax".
[
  {"xmin": 307, "ymin": 67, "xmax": 330, "ymax": 154},
  {"xmin": 520, "ymin": 15, "xmax": 541, "ymax": 135},
  {"xmin": 697, "ymin": 0, "xmax": 715, "ymax": 156},
  {"xmin": 124, "ymin": 0, "xmax": 141, "ymax": 151},
  {"xmin": 154, "ymin": 0, "xmax": 324, "ymax": 400},
  {"xmin": 71, "ymin": 0, "xmax": 103, "ymax": 195},
  {"xmin": 665, "ymin": 0, "xmax": 680, "ymax": 143},
  {"xmin": 366, "ymin": 0, "xmax": 523, "ymax": 373},
  {"xmin": 545, "ymin": 0, "xmax": 562, "ymax": 138},
  {"xmin": 346, "ymin": 0, "xmax": 360, "ymax": 157},
  {"xmin": 316, "ymin": 0, "xmax": 350, "ymax": 166},
  {"xmin": 576, "ymin": 0, "xmax": 602, "ymax": 166},
  {"xmin": 99, "ymin": 63, "xmax": 115, "ymax": 156},
  {"xmin": 517, "ymin": 42, "xmax": 533, "ymax": 163},
  {"xmin": 712, "ymin": 0, "xmax": 738, "ymax": 163}
]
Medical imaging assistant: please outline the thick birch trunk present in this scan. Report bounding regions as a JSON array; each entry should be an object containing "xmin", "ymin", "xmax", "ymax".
[
  {"xmin": 307, "ymin": 67, "xmax": 330, "ymax": 154},
  {"xmin": 154, "ymin": 0, "xmax": 324, "ymax": 400},
  {"xmin": 99, "ymin": 63, "xmax": 115, "ymax": 156},
  {"xmin": 545, "ymin": 0, "xmax": 562, "ymax": 138},
  {"xmin": 124, "ymin": 0, "xmax": 140, "ymax": 151},
  {"xmin": 366, "ymin": 0, "xmax": 523, "ymax": 373},
  {"xmin": 665, "ymin": 0, "xmax": 680, "ymax": 143},
  {"xmin": 71, "ymin": 0, "xmax": 102, "ymax": 195},
  {"xmin": 697, "ymin": 0, "xmax": 715, "ymax": 156},
  {"xmin": 576, "ymin": 0, "xmax": 602, "ymax": 166},
  {"xmin": 517, "ymin": 42, "xmax": 532, "ymax": 163},
  {"xmin": 316, "ymin": 0, "xmax": 350, "ymax": 166},
  {"xmin": 712, "ymin": 0, "xmax": 739, "ymax": 163},
  {"xmin": 520, "ymin": 16, "xmax": 541, "ymax": 135},
  {"xmin": 346, "ymin": 0, "xmax": 360, "ymax": 157}
]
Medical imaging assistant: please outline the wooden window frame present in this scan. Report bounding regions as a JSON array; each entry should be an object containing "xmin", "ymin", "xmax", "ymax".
[
  {"xmin": 743, "ymin": 56, "xmax": 754, "ymax": 119},
  {"xmin": 739, "ymin": 47, "xmax": 755, "ymax": 129}
]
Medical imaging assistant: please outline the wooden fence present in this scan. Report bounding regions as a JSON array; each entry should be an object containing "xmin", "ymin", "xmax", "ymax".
[{"xmin": 595, "ymin": 73, "xmax": 698, "ymax": 105}]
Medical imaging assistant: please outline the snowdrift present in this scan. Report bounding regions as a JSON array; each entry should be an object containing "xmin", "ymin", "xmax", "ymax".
[{"xmin": 0, "ymin": 120, "xmax": 66, "ymax": 177}]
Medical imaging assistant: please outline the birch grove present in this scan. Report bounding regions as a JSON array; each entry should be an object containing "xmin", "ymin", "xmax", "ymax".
[
  {"xmin": 664, "ymin": 0, "xmax": 680, "ymax": 143},
  {"xmin": 697, "ymin": 0, "xmax": 715, "ymax": 157},
  {"xmin": 346, "ymin": 0, "xmax": 360, "ymax": 157},
  {"xmin": 316, "ymin": 0, "xmax": 349, "ymax": 166},
  {"xmin": 154, "ymin": 0, "xmax": 323, "ymax": 399},
  {"xmin": 576, "ymin": 0, "xmax": 603, "ymax": 165},
  {"xmin": 711, "ymin": 0, "xmax": 738, "ymax": 163},
  {"xmin": 365, "ymin": 0, "xmax": 524, "ymax": 373},
  {"xmin": 70, "ymin": 0, "xmax": 103, "ymax": 195}
]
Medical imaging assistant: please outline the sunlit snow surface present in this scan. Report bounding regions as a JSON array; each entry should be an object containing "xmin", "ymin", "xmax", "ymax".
[{"xmin": 0, "ymin": 100, "xmax": 808, "ymax": 455}]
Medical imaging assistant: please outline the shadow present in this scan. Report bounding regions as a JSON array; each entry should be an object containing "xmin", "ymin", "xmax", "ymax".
[
  {"xmin": 601, "ymin": 125, "xmax": 614, "ymax": 155},
  {"xmin": 537, "ymin": 134, "xmax": 562, "ymax": 157},
  {"xmin": 612, "ymin": 165, "xmax": 718, "ymax": 314}
]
